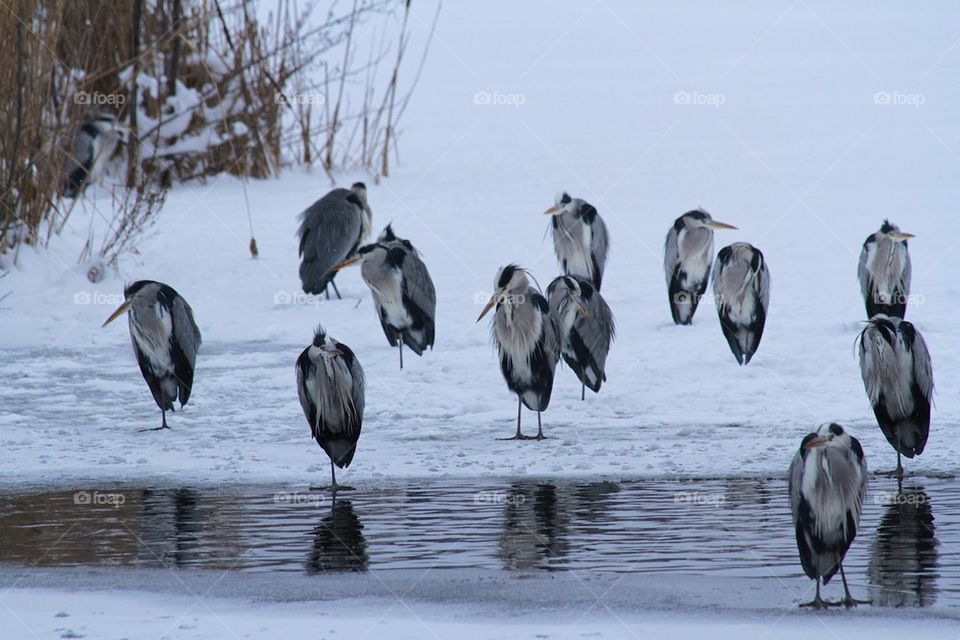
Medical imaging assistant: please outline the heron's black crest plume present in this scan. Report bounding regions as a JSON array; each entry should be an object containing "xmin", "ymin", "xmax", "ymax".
[
  {"xmin": 880, "ymin": 219, "xmax": 896, "ymax": 234},
  {"xmin": 381, "ymin": 223, "xmax": 397, "ymax": 242},
  {"xmin": 498, "ymin": 264, "xmax": 520, "ymax": 288},
  {"xmin": 313, "ymin": 325, "xmax": 328, "ymax": 347},
  {"xmin": 559, "ymin": 192, "xmax": 572, "ymax": 205},
  {"xmin": 352, "ymin": 182, "xmax": 367, "ymax": 191}
]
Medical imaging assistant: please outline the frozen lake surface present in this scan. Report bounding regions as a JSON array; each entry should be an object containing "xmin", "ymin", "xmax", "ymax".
[{"xmin": 1, "ymin": 477, "xmax": 955, "ymax": 610}]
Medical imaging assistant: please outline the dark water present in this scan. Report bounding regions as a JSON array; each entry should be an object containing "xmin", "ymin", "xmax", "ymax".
[{"xmin": 0, "ymin": 478, "xmax": 955, "ymax": 608}]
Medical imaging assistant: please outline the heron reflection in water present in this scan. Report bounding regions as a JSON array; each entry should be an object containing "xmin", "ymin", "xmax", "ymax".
[
  {"xmin": 868, "ymin": 485, "xmax": 939, "ymax": 607},
  {"xmin": 306, "ymin": 499, "xmax": 368, "ymax": 573}
]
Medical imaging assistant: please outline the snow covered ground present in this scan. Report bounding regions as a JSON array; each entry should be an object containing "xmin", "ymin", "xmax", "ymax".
[
  {"xmin": 4, "ymin": 586, "xmax": 959, "ymax": 640},
  {"xmin": 4, "ymin": 0, "xmax": 960, "ymax": 487},
  {"xmin": 3, "ymin": 1, "xmax": 960, "ymax": 637}
]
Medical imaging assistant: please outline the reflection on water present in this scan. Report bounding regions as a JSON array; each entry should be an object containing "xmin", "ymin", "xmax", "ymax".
[
  {"xmin": 0, "ymin": 478, "xmax": 957, "ymax": 609},
  {"xmin": 307, "ymin": 500, "xmax": 368, "ymax": 573},
  {"xmin": 868, "ymin": 484, "xmax": 939, "ymax": 607}
]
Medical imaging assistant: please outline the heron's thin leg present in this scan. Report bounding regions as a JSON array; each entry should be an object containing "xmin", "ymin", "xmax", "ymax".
[
  {"xmin": 324, "ymin": 286, "xmax": 330, "ymax": 301},
  {"xmin": 535, "ymin": 410, "xmax": 546, "ymax": 440},
  {"xmin": 330, "ymin": 460, "xmax": 337, "ymax": 492},
  {"xmin": 839, "ymin": 562, "xmax": 870, "ymax": 606},
  {"xmin": 399, "ymin": 337, "xmax": 404, "ymax": 369},
  {"xmin": 137, "ymin": 409, "xmax": 171, "ymax": 432},
  {"xmin": 581, "ymin": 381, "xmax": 585, "ymax": 401},
  {"xmin": 499, "ymin": 395, "xmax": 527, "ymax": 440},
  {"xmin": 800, "ymin": 579, "xmax": 828, "ymax": 609},
  {"xmin": 330, "ymin": 280, "xmax": 342, "ymax": 300},
  {"xmin": 516, "ymin": 395, "xmax": 522, "ymax": 438}
]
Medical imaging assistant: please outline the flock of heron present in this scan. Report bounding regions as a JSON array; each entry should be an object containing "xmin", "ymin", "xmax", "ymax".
[{"xmin": 97, "ymin": 180, "xmax": 933, "ymax": 609}]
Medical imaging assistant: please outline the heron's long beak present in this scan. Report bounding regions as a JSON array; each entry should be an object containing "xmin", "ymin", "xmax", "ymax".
[
  {"xmin": 573, "ymin": 296, "xmax": 590, "ymax": 318},
  {"xmin": 331, "ymin": 257, "xmax": 362, "ymax": 272},
  {"xmin": 101, "ymin": 299, "xmax": 132, "ymax": 327},
  {"xmin": 707, "ymin": 221, "xmax": 738, "ymax": 230},
  {"xmin": 803, "ymin": 436, "xmax": 828, "ymax": 449},
  {"xmin": 544, "ymin": 205, "xmax": 562, "ymax": 216},
  {"xmin": 892, "ymin": 232, "xmax": 915, "ymax": 241},
  {"xmin": 476, "ymin": 291, "xmax": 502, "ymax": 322}
]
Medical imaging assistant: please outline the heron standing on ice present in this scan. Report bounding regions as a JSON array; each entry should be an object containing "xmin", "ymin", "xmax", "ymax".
[
  {"xmin": 332, "ymin": 224, "xmax": 436, "ymax": 368},
  {"xmin": 858, "ymin": 220, "xmax": 913, "ymax": 319},
  {"xmin": 663, "ymin": 209, "xmax": 737, "ymax": 325},
  {"xmin": 298, "ymin": 183, "xmax": 372, "ymax": 299},
  {"xmin": 102, "ymin": 280, "xmax": 202, "ymax": 430},
  {"xmin": 546, "ymin": 275, "xmax": 615, "ymax": 400},
  {"xmin": 545, "ymin": 192, "xmax": 609, "ymax": 290},
  {"xmin": 789, "ymin": 423, "xmax": 868, "ymax": 608},
  {"xmin": 857, "ymin": 314, "xmax": 933, "ymax": 477},
  {"xmin": 712, "ymin": 242, "xmax": 770, "ymax": 364},
  {"xmin": 477, "ymin": 265, "xmax": 560, "ymax": 440},
  {"xmin": 296, "ymin": 326, "xmax": 365, "ymax": 492}
]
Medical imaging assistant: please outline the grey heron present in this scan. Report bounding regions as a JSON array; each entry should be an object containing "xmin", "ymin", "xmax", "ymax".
[
  {"xmin": 298, "ymin": 183, "xmax": 372, "ymax": 299},
  {"xmin": 545, "ymin": 192, "xmax": 609, "ymax": 290},
  {"xmin": 789, "ymin": 423, "xmax": 868, "ymax": 608},
  {"xmin": 663, "ymin": 209, "xmax": 737, "ymax": 325},
  {"xmin": 102, "ymin": 280, "xmax": 202, "ymax": 430},
  {"xmin": 857, "ymin": 314, "xmax": 933, "ymax": 477},
  {"xmin": 477, "ymin": 265, "xmax": 560, "ymax": 440},
  {"xmin": 712, "ymin": 242, "xmax": 770, "ymax": 364},
  {"xmin": 859, "ymin": 220, "xmax": 913, "ymax": 319},
  {"xmin": 64, "ymin": 113, "xmax": 124, "ymax": 198},
  {"xmin": 296, "ymin": 325, "xmax": 365, "ymax": 492},
  {"xmin": 546, "ymin": 275, "xmax": 616, "ymax": 400},
  {"xmin": 331, "ymin": 224, "xmax": 436, "ymax": 369}
]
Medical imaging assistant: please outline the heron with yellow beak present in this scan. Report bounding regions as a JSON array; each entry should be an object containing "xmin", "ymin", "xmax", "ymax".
[
  {"xmin": 102, "ymin": 280, "xmax": 201, "ymax": 430},
  {"xmin": 477, "ymin": 264, "xmax": 560, "ymax": 440},
  {"xmin": 545, "ymin": 192, "xmax": 609, "ymax": 291},
  {"xmin": 789, "ymin": 423, "xmax": 868, "ymax": 608},
  {"xmin": 858, "ymin": 219, "xmax": 915, "ymax": 319},
  {"xmin": 663, "ymin": 208, "xmax": 737, "ymax": 325},
  {"xmin": 330, "ymin": 224, "xmax": 436, "ymax": 369}
]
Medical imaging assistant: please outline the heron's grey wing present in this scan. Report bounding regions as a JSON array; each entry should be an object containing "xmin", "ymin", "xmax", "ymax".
[
  {"xmin": 344, "ymin": 346, "xmax": 366, "ymax": 424},
  {"xmin": 298, "ymin": 190, "xmax": 361, "ymax": 293},
  {"xmin": 910, "ymin": 327, "xmax": 934, "ymax": 401},
  {"xmin": 858, "ymin": 239, "xmax": 872, "ymax": 299},
  {"xmin": 575, "ymin": 290, "xmax": 616, "ymax": 371},
  {"xmin": 295, "ymin": 348, "xmax": 317, "ymax": 427},
  {"xmin": 401, "ymin": 250, "xmax": 436, "ymax": 324},
  {"xmin": 788, "ymin": 450, "xmax": 804, "ymax": 524},
  {"xmin": 663, "ymin": 226, "xmax": 680, "ymax": 287},
  {"xmin": 757, "ymin": 257, "xmax": 771, "ymax": 312},
  {"xmin": 590, "ymin": 215, "xmax": 609, "ymax": 288},
  {"xmin": 901, "ymin": 248, "xmax": 912, "ymax": 298},
  {"xmin": 171, "ymin": 294, "xmax": 202, "ymax": 405},
  {"xmin": 857, "ymin": 326, "xmax": 882, "ymax": 404}
]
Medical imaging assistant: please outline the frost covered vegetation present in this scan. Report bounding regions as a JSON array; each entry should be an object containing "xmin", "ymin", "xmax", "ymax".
[{"xmin": 0, "ymin": 0, "xmax": 431, "ymax": 271}]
